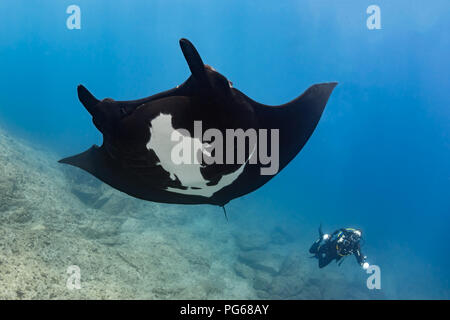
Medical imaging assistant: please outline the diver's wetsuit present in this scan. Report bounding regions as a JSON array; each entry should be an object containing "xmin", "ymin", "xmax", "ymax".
[{"xmin": 309, "ymin": 227, "xmax": 365, "ymax": 268}]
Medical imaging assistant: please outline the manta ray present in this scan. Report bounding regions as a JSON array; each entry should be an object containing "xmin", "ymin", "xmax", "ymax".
[{"xmin": 59, "ymin": 38, "xmax": 337, "ymax": 209}]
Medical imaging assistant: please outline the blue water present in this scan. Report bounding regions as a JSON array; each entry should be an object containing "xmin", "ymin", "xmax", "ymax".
[{"xmin": 0, "ymin": 0, "xmax": 449, "ymax": 299}]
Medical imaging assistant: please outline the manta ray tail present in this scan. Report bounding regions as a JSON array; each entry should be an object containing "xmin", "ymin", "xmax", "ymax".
[{"xmin": 221, "ymin": 205, "xmax": 228, "ymax": 222}]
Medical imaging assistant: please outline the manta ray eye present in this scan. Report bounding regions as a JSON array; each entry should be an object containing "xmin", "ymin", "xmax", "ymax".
[
  {"xmin": 205, "ymin": 65, "xmax": 216, "ymax": 72},
  {"xmin": 228, "ymin": 80, "xmax": 233, "ymax": 88}
]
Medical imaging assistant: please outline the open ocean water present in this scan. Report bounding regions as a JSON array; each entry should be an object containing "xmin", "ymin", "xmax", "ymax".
[{"xmin": 0, "ymin": 0, "xmax": 448, "ymax": 300}]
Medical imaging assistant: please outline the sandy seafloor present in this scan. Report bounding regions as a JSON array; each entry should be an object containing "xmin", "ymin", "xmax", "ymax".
[{"xmin": 0, "ymin": 124, "xmax": 447, "ymax": 300}]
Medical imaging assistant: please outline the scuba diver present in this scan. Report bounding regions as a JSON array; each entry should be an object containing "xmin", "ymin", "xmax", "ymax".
[{"xmin": 309, "ymin": 225, "xmax": 369, "ymax": 269}]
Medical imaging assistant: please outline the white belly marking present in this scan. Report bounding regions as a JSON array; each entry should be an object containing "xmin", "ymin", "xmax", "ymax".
[{"xmin": 146, "ymin": 113, "xmax": 248, "ymax": 198}]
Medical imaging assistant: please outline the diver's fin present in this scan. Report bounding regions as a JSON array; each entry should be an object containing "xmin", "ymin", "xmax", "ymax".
[
  {"xmin": 318, "ymin": 223, "xmax": 324, "ymax": 238},
  {"xmin": 337, "ymin": 257, "xmax": 346, "ymax": 266}
]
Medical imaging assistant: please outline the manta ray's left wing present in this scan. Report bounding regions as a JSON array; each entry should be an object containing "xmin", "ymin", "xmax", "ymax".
[
  {"xmin": 234, "ymin": 82, "xmax": 337, "ymax": 171},
  {"xmin": 209, "ymin": 83, "xmax": 337, "ymax": 205}
]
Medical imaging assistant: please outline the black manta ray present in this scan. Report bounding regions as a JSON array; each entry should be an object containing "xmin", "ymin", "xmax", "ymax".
[{"xmin": 59, "ymin": 39, "xmax": 337, "ymax": 208}]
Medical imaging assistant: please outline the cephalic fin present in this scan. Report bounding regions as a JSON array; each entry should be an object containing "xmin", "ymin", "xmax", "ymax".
[
  {"xmin": 77, "ymin": 85, "xmax": 99, "ymax": 116},
  {"xmin": 179, "ymin": 38, "xmax": 207, "ymax": 82}
]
